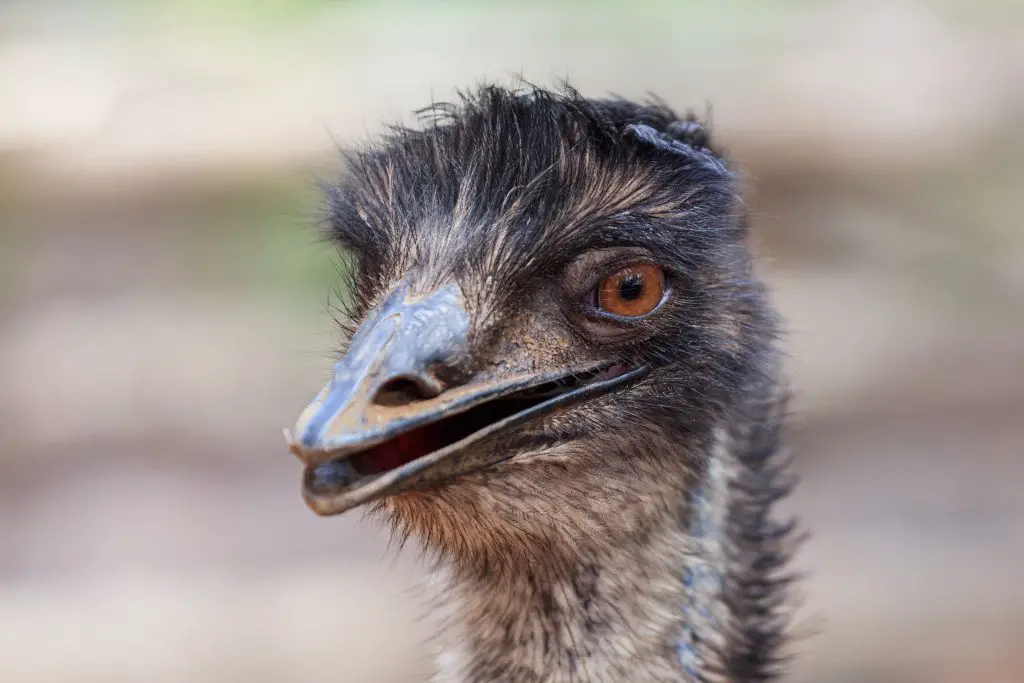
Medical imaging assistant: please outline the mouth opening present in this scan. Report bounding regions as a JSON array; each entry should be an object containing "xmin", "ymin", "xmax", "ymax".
[
  {"xmin": 348, "ymin": 398, "xmax": 519, "ymax": 476},
  {"xmin": 309, "ymin": 363, "xmax": 632, "ymax": 492}
]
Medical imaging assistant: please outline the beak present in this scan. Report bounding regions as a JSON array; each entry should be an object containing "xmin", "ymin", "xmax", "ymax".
[
  {"xmin": 291, "ymin": 282, "xmax": 471, "ymax": 458},
  {"xmin": 286, "ymin": 283, "xmax": 649, "ymax": 516}
]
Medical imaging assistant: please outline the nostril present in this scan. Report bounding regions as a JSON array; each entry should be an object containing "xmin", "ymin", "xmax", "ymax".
[{"xmin": 373, "ymin": 377, "xmax": 438, "ymax": 407}]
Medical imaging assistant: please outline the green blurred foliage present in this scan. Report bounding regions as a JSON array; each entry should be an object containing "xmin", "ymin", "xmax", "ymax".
[{"xmin": 175, "ymin": 180, "xmax": 347, "ymax": 308}]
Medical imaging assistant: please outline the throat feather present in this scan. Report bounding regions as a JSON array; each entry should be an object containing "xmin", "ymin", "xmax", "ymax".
[{"xmin": 678, "ymin": 432, "xmax": 732, "ymax": 680}]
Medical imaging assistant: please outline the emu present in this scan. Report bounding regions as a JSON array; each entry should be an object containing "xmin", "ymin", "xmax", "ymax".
[{"xmin": 286, "ymin": 84, "xmax": 796, "ymax": 683}]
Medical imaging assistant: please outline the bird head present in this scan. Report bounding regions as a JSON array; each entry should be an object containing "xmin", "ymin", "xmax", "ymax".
[{"xmin": 286, "ymin": 86, "xmax": 772, "ymax": 542}]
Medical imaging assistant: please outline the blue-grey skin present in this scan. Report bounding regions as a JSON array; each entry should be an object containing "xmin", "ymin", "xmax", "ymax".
[{"xmin": 298, "ymin": 283, "xmax": 470, "ymax": 451}]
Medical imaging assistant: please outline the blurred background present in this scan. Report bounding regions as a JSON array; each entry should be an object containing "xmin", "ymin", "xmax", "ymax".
[{"xmin": 1, "ymin": 0, "xmax": 1023, "ymax": 681}]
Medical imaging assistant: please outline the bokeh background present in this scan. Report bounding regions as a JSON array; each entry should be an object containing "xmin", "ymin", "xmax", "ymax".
[{"xmin": 2, "ymin": 1, "xmax": 1023, "ymax": 681}]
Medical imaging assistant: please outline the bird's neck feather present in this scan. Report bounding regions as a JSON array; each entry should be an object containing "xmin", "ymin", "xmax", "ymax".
[{"xmin": 387, "ymin": 427, "xmax": 739, "ymax": 683}]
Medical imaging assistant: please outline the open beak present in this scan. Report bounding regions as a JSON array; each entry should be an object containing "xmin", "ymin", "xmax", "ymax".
[{"xmin": 286, "ymin": 283, "xmax": 648, "ymax": 516}]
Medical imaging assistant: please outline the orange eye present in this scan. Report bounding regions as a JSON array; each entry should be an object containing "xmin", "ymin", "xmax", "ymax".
[{"xmin": 596, "ymin": 264, "xmax": 666, "ymax": 317}]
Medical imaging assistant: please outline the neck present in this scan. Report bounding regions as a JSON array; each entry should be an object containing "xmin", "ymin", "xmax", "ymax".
[
  {"xmin": 385, "ymin": 423, "xmax": 767, "ymax": 683},
  {"xmin": 429, "ymin": 498, "xmax": 701, "ymax": 683},
  {"xmin": 436, "ymin": 528, "xmax": 692, "ymax": 679}
]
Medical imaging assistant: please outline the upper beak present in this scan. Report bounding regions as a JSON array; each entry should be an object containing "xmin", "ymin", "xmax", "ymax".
[
  {"xmin": 289, "ymin": 282, "xmax": 471, "ymax": 465},
  {"xmin": 285, "ymin": 282, "xmax": 649, "ymax": 516}
]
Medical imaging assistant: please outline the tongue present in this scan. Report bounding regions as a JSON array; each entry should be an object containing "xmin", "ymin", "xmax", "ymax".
[{"xmin": 351, "ymin": 427, "xmax": 440, "ymax": 475}]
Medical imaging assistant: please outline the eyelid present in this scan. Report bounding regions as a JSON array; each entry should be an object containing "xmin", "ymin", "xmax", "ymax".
[
  {"xmin": 562, "ymin": 247, "xmax": 662, "ymax": 298},
  {"xmin": 574, "ymin": 294, "xmax": 670, "ymax": 343}
]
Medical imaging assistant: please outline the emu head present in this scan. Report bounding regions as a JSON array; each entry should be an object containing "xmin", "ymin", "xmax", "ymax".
[{"xmin": 287, "ymin": 86, "xmax": 775, "ymax": 567}]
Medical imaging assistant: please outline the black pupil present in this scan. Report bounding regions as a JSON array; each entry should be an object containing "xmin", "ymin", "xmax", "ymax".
[{"xmin": 619, "ymin": 273, "xmax": 645, "ymax": 301}]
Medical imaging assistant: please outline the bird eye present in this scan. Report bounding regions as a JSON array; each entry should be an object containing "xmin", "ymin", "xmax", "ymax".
[{"xmin": 595, "ymin": 264, "xmax": 666, "ymax": 318}]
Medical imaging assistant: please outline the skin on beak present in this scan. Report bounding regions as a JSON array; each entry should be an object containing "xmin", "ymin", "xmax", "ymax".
[
  {"xmin": 286, "ymin": 282, "xmax": 650, "ymax": 516},
  {"xmin": 291, "ymin": 282, "xmax": 471, "ymax": 463}
]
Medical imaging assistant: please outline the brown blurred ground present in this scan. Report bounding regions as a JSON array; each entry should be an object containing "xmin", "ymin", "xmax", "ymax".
[{"xmin": 1, "ymin": 2, "xmax": 1023, "ymax": 682}]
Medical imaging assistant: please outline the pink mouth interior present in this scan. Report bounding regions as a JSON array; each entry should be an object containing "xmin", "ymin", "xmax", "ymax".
[
  {"xmin": 343, "ymin": 364, "xmax": 627, "ymax": 477},
  {"xmin": 347, "ymin": 396, "xmax": 537, "ymax": 476}
]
